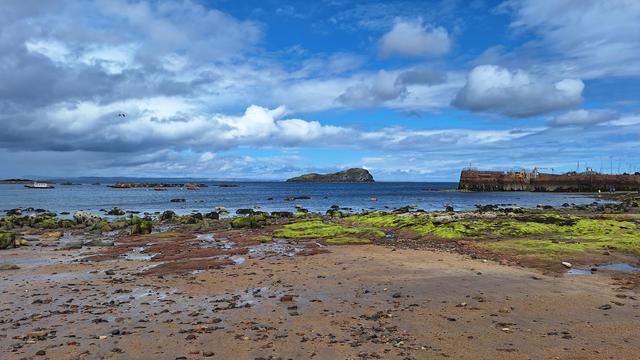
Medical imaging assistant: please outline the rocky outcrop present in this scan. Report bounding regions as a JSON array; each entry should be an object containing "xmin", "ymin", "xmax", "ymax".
[
  {"xmin": 286, "ymin": 168, "xmax": 374, "ymax": 183},
  {"xmin": 73, "ymin": 211, "xmax": 101, "ymax": 226}
]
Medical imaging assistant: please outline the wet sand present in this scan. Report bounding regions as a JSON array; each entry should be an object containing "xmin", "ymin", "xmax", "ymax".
[{"xmin": 1, "ymin": 239, "xmax": 639, "ymax": 359}]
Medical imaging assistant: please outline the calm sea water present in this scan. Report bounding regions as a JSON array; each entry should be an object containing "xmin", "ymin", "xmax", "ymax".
[{"xmin": 0, "ymin": 181, "xmax": 605, "ymax": 216}]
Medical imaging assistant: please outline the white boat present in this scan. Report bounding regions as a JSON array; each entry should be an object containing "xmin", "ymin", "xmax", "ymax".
[{"xmin": 24, "ymin": 182, "xmax": 55, "ymax": 189}]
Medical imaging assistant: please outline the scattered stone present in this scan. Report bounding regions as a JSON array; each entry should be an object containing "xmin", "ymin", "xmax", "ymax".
[
  {"xmin": 561, "ymin": 262, "xmax": 572, "ymax": 268},
  {"xmin": 598, "ymin": 304, "xmax": 612, "ymax": 310},
  {"xmin": 0, "ymin": 263, "xmax": 20, "ymax": 270},
  {"xmin": 280, "ymin": 295, "xmax": 293, "ymax": 302}
]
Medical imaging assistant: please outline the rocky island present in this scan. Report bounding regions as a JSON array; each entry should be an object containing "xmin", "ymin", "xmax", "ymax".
[{"xmin": 286, "ymin": 168, "xmax": 374, "ymax": 183}]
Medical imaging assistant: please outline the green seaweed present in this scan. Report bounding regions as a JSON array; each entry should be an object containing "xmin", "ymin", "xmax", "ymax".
[
  {"xmin": 253, "ymin": 236, "xmax": 272, "ymax": 243},
  {"xmin": 274, "ymin": 220, "xmax": 384, "ymax": 240},
  {"xmin": 347, "ymin": 211, "xmax": 640, "ymax": 255}
]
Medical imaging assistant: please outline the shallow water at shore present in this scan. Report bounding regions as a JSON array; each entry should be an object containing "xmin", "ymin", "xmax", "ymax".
[{"xmin": 0, "ymin": 181, "xmax": 606, "ymax": 215}]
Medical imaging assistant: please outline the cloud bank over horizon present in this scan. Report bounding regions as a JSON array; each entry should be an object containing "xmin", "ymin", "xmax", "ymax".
[{"xmin": 0, "ymin": 0, "xmax": 639, "ymax": 180}]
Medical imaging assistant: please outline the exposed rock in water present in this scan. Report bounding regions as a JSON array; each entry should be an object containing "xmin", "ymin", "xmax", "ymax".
[
  {"xmin": 107, "ymin": 207, "xmax": 125, "ymax": 216},
  {"xmin": 286, "ymin": 168, "xmax": 374, "ymax": 183}
]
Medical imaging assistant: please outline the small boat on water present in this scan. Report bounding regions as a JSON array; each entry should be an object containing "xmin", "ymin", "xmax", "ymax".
[{"xmin": 24, "ymin": 181, "xmax": 55, "ymax": 189}]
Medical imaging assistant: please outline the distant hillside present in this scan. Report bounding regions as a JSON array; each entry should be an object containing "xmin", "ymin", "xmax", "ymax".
[
  {"xmin": 286, "ymin": 168, "xmax": 374, "ymax": 183},
  {"xmin": 0, "ymin": 179, "xmax": 33, "ymax": 184}
]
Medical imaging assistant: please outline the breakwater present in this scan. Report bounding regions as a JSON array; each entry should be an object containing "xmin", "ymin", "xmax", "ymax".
[{"xmin": 459, "ymin": 170, "xmax": 640, "ymax": 192}]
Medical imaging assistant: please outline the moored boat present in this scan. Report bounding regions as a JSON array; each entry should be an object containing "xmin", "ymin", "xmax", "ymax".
[{"xmin": 24, "ymin": 181, "xmax": 55, "ymax": 189}]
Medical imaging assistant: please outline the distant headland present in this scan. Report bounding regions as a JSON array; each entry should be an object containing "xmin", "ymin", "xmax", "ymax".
[{"xmin": 286, "ymin": 168, "xmax": 374, "ymax": 183}]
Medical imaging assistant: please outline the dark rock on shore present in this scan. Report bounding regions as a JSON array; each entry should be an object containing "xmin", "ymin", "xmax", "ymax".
[
  {"xmin": 107, "ymin": 207, "xmax": 125, "ymax": 215},
  {"xmin": 236, "ymin": 208, "xmax": 254, "ymax": 215},
  {"xmin": 74, "ymin": 211, "xmax": 101, "ymax": 226},
  {"xmin": 160, "ymin": 210, "xmax": 177, "ymax": 221},
  {"xmin": 271, "ymin": 211, "xmax": 294, "ymax": 218},
  {"xmin": 204, "ymin": 211, "xmax": 219, "ymax": 220},
  {"xmin": 286, "ymin": 168, "xmax": 374, "ymax": 183}
]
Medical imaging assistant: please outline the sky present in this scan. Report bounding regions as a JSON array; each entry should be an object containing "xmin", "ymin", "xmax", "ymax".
[{"xmin": 0, "ymin": 0, "xmax": 639, "ymax": 181}]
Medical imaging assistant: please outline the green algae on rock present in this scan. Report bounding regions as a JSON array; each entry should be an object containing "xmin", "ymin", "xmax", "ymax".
[
  {"xmin": 0, "ymin": 231, "xmax": 16, "ymax": 249},
  {"xmin": 274, "ymin": 220, "xmax": 384, "ymax": 244},
  {"xmin": 346, "ymin": 211, "xmax": 640, "ymax": 256},
  {"xmin": 231, "ymin": 214, "xmax": 268, "ymax": 228},
  {"xmin": 253, "ymin": 236, "xmax": 273, "ymax": 243}
]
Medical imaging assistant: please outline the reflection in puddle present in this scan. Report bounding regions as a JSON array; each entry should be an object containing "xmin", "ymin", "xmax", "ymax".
[{"xmin": 598, "ymin": 263, "xmax": 640, "ymax": 272}]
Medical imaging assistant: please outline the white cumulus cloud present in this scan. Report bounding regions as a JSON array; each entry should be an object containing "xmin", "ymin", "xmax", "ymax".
[
  {"xmin": 452, "ymin": 65, "xmax": 584, "ymax": 117},
  {"xmin": 547, "ymin": 109, "xmax": 617, "ymax": 127},
  {"xmin": 379, "ymin": 19, "xmax": 450, "ymax": 58}
]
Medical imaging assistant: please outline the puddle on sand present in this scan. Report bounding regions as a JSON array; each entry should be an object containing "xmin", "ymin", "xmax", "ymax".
[
  {"xmin": 248, "ymin": 239, "xmax": 305, "ymax": 258},
  {"xmin": 598, "ymin": 263, "xmax": 640, "ymax": 272},
  {"xmin": 566, "ymin": 263, "xmax": 640, "ymax": 276},
  {"xmin": 196, "ymin": 233, "xmax": 214, "ymax": 242},
  {"xmin": 230, "ymin": 255, "xmax": 246, "ymax": 265},
  {"xmin": 566, "ymin": 268, "xmax": 592, "ymax": 276},
  {"xmin": 122, "ymin": 247, "xmax": 157, "ymax": 261},
  {"xmin": 198, "ymin": 234, "xmax": 235, "ymax": 250}
]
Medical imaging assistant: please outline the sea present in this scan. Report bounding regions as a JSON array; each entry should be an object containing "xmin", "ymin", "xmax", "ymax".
[{"xmin": 0, "ymin": 180, "xmax": 607, "ymax": 217}]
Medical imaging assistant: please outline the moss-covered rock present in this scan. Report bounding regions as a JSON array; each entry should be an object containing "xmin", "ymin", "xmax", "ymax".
[
  {"xmin": 130, "ymin": 216, "xmax": 153, "ymax": 235},
  {"xmin": 0, "ymin": 232, "xmax": 16, "ymax": 249},
  {"xmin": 160, "ymin": 210, "xmax": 177, "ymax": 221},
  {"xmin": 231, "ymin": 214, "xmax": 268, "ymax": 228},
  {"xmin": 274, "ymin": 220, "xmax": 384, "ymax": 240}
]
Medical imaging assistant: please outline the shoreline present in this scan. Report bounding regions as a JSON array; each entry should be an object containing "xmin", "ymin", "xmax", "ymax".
[{"xmin": 1, "ymin": 192, "xmax": 639, "ymax": 358}]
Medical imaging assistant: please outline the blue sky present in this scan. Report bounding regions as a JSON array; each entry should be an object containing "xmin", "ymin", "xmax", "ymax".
[{"xmin": 0, "ymin": 0, "xmax": 639, "ymax": 180}]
